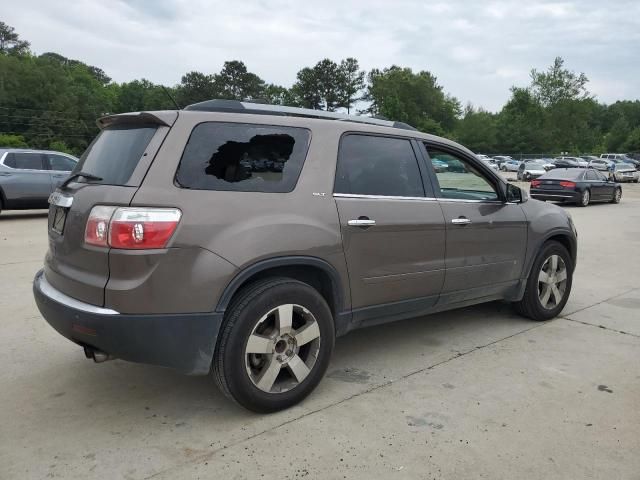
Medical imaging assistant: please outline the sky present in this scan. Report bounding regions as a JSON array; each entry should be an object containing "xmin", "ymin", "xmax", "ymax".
[{"xmin": 5, "ymin": 0, "xmax": 640, "ymax": 111}]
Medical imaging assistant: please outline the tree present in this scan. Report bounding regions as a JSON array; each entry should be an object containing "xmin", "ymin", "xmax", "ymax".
[
  {"xmin": 530, "ymin": 57, "xmax": 591, "ymax": 107},
  {"xmin": 215, "ymin": 60, "xmax": 265, "ymax": 100},
  {"xmin": 0, "ymin": 22, "xmax": 30, "ymax": 56},
  {"xmin": 496, "ymin": 87, "xmax": 549, "ymax": 153},
  {"xmin": 363, "ymin": 66, "xmax": 460, "ymax": 133},
  {"xmin": 605, "ymin": 117, "xmax": 631, "ymax": 152},
  {"xmin": 0, "ymin": 133, "xmax": 28, "ymax": 147},
  {"xmin": 623, "ymin": 127, "xmax": 640, "ymax": 152},
  {"xmin": 291, "ymin": 67, "xmax": 322, "ymax": 109},
  {"xmin": 175, "ymin": 71, "xmax": 218, "ymax": 106},
  {"xmin": 454, "ymin": 105, "xmax": 497, "ymax": 153},
  {"xmin": 337, "ymin": 58, "xmax": 365, "ymax": 113}
]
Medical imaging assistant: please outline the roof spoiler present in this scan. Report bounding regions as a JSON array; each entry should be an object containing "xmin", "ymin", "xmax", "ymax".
[{"xmin": 96, "ymin": 111, "xmax": 178, "ymax": 129}]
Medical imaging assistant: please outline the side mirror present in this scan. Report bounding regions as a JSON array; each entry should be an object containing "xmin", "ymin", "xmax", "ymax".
[{"xmin": 506, "ymin": 183, "xmax": 527, "ymax": 203}]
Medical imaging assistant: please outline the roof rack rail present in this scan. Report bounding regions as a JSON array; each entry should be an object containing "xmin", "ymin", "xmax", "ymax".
[{"xmin": 183, "ymin": 99, "xmax": 417, "ymax": 131}]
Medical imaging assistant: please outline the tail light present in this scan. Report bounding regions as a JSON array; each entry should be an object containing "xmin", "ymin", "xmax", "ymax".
[
  {"xmin": 559, "ymin": 181, "xmax": 576, "ymax": 188},
  {"xmin": 85, "ymin": 206, "xmax": 181, "ymax": 249},
  {"xmin": 531, "ymin": 180, "xmax": 541, "ymax": 187}
]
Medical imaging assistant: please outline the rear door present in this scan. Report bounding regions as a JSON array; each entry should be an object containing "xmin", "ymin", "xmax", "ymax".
[
  {"xmin": 0, "ymin": 152, "xmax": 50, "ymax": 206},
  {"xmin": 585, "ymin": 169, "xmax": 608, "ymax": 199},
  {"xmin": 423, "ymin": 144, "xmax": 528, "ymax": 304},
  {"xmin": 334, "ymin": 134, "xmax": 446, "ymax": 317},
  {"xmin": 44, "ymin": 113, "xmax": 176, "ymax": 306}
]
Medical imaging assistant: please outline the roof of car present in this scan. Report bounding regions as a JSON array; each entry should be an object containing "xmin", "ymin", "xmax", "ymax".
[{"xmin": 0, "ymin": 148, "xmax": 77, "ymax": 157}]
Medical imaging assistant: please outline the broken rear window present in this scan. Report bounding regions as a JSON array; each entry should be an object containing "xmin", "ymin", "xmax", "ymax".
[{"xmin": 175, "ymin": 122, "xmax": 310, "ymax": 193}]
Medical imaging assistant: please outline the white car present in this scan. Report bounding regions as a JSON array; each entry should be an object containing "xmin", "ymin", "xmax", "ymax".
[
  {"xmin": 479, "ymin": 158, "xmax": 499, "ymax": 171},
  {"xmin": 517, "ymin": 161, "xmax": 546, "ymax": 181},
  {"xmin": 500, "ymin": 159, "xmax": 522, "ymax": 172}
]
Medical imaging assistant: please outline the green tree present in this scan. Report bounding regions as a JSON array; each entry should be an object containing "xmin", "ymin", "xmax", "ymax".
[
  {"xmin": 215, "ymin": 60, "xmax": 265, "ymax": 100},
  {"xmin": 530, "ymin": 57, "xmax": 591, "ymax": 107},
  {"xmin": 605, "ymin": 117, "xmax": 631, "ymax": 152},
  {"xmin": 175, "ymin": 71, "xmax": 218, "ymax": 106},
  {"xmin": 0, "ymin": 22, "xmax": 30, "ymax": 56},
  {"xmin": 0, "ymin": 133, "xmax": 28, "ymax": 147},
  {"xmin": 364, "ymin": 66, "xmax": 460, "ymax": 133},
  {"xmin": 454, "ymin": 105, "xmax": 497, "ymax": 152},
  {"xmin": 496, "ymin": 87, "xmax": 549, "ymax": 153},
  {"xmin": 337, "ymin": 58, "xmax": 365, "ymax": 113}
]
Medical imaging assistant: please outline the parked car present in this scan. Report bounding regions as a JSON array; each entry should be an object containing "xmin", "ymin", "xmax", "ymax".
[
  {"xmin": 500, "ymin": 159, "xmax": 521, "ymax": 172},
  {"xmin": 530, "ymin": 168, "xmax": 622, "ymax": 207},
  {"xmin": 33, "ymin": 100, "xmax": 578, "ymax": 412},
  {"xmin": 553, "ymin": 157, "xmax": 581, "ymax": 169},
  {"xmin": 587, "ymin": 158, "xmax": 614, "ymax": 173},
  {"xmin": 480, "ymin": 158, "xmax": 499, "ymax": 171},
  {"xmin": 517, "ymin": 161, "xmax": 547, "ymax": 181},
  {"xmin": 492, "ymin": 155, "xmax": 515, "ymax": 167},
  {"xmin": 0, "ymin": 149, "xmax": 78, "ymax": 214},
  {"xmin": 580, "ymin": 155, "xmax": 600, "ymax": 165},
  {"xmin": 601, "ymin": 153, "xmax": 640, "ymax": 170},
  {"xmin": 611, "ymin": 162, "xmax": 639, "ymax": 183},
  {"xmin": 555, "ymin": 156, "xmax": 588, "ymax": 168}
]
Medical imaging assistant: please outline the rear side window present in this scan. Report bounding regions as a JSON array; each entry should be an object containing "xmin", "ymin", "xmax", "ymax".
[
  {"xmin": 334, "ymin": 135, "xmax": 424, "ymax": 197},
  {"xmin": 5, "ymin": 152, "xmax": 45, "ymax": 170},
  {"xmin": 175, "ymin": 122, "xmax": 310, "ymax": 193},
  {"xmin": 75, "ymin": 126, "xmax": 157, "ymax": 185}
]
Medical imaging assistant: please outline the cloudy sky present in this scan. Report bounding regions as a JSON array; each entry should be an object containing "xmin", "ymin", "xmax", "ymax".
[{"xmin": 6, "ymin": 0, "xmax": 640, "ymax": 111}]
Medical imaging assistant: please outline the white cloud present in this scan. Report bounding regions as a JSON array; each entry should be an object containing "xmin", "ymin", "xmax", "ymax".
[{"xmin": 4, "ymin": 0, "xmax": 639, "ymax": 111}]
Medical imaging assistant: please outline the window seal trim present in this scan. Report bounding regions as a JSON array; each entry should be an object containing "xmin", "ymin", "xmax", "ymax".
[{"xmin": 333, "ymin": 193, "xmax": 437, "ymax": 201}]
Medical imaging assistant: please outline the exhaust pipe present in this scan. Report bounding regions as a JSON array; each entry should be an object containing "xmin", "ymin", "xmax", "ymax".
[{"xmin": 83, "ymin": 346, "xmax": 114, "ymax": 363}]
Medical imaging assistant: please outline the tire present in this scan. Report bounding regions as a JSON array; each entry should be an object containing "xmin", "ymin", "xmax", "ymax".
[
  {"xmin": 610, "ymin": 188, "xmax": 622, "ymax": 204},
  {"xmin": 514, "ymin": 241, "xmax": 573, "ymax": 321},
  {"xmin": 577, "ymin": 189, "xmax": 590, "ymax": 207},
  {"xmin": 212, "ymin": 277, "xmax": 335, "ymax": 413}
]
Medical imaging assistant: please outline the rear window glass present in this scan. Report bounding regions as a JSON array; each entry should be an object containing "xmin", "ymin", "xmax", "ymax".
[
  {"xmin": 175, "ymin": 122, "xmax": 310, "ymax": 193},
  {"xmin": 74, "ymin": 126, "xmax": 157, "ymax": 185},
  {"xmin": 5, "ymin": 152, "xmax": 44, "ymax": 170},
  {"xmin": 542, "ymin": 169, "xmax": 581, "ymax": 180}
]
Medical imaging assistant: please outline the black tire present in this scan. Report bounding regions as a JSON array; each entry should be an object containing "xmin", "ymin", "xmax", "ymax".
[
  {"xmin": 610, "ymin": 187, "xmax": 622, "ymax": 204},
  {"xmin": 514, "ymin": 241, "xmax": 573, "ymax": 321},
  {"xmin": 212, "ymin": 277, "xmax": 335, "ymax": 413},
  {"xmin": 577, "ymin": 189, "xmax": 590, "ymax": 207}
]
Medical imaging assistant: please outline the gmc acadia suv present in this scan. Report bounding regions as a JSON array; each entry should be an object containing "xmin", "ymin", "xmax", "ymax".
[{"xmin": 33, "ymin": 100, "xmax": 577, "ymax": 412}]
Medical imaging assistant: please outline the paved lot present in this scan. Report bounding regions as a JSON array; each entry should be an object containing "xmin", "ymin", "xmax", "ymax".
[{"xmin": 1, "ymin": 183, "xmax": 639, "ymax": 479}]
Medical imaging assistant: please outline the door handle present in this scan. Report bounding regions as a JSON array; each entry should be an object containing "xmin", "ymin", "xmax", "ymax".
[
  {"xmin": 348, "ymin": 218, "xmax": 376, "ymax": 227},
  {"xmin": 451, "ymin": 217, "xmax": 471, "ymax": 226}
]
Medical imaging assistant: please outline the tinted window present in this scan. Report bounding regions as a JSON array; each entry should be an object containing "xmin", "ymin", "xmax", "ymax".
[
  {"xmin": 426, "ymin": 147, "xmax": 498, "ymax": 201},
  {"xmin": 75, "ymin": 126, "xmax": 157, "ymax": 185},
  {"xmin": 5, "ymin": 152, "xmax": 44, "ymax": 170},
  {"xmin": 48, "ymin": 154, "xmax": 76, "ymax": 171},
  {"xmin": 335, "ymin": 135, "xmax": 424, "ymax": 197},
  {"xmin": 543, "ymin": 169, "xmax": 581, "ymax": 180},
  {"xmin": 585, "ymin": 170, "xmax": 598, "ymax": 180},
  {"xmin": 176, "ymin": 123, "xmax": 309, "ymax": 193}
]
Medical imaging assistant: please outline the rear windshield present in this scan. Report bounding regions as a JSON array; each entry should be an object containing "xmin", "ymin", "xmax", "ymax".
[
  {"xmin": 175, "ymin": 122, "xmax": 310, "ymax": 193},
  {"xmin": 74, "ymin": 125, "xmax": 157, "ymax": 185},
  {"xmin": 542, "ymin": 169, "xmax": 581, "ymax": 180}
]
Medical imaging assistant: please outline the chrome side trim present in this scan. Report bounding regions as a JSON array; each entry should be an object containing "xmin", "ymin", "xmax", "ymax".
[
  {"xmin": 348, "ymin": 219, "xmax": 376, "ymax": 226},
  {"xmin": 36, "ymin": 273, "xmax": 119, "ymax": 315},
  {"xmin": 48, "ymin": 191, "xmax": 74, "ymax": 208},
  {"xmin": 530, "ymin": 193, "xmax": 574, "ymax": 198},
  {"xmin": 333, "ymin": 193, "xmax": 437, "ymax": 201}
]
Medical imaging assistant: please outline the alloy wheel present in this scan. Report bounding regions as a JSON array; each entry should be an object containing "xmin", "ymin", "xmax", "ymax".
[
  {"xmin": 537, "ymin": 255, "xmax": 568, "ymax": 310},
  {"xmin": 244, "ymin": 304, "xmax": 321, "ymax": 393}
]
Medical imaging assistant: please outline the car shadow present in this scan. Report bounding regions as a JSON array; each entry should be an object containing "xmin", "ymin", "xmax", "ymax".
[{"xmin": 0, "ymin": 210, "xmax": 49, "ymax": 220}]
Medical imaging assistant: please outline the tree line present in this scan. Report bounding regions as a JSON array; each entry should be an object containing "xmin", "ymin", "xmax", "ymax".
[{"xmin": 1, "ymin": 21, "xmax": 639, "ymax": 156}]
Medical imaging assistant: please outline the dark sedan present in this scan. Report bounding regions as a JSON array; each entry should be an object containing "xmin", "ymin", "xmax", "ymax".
[{"xmin": 530, "ymin": 168, "xmax": 622, "ymax": 207}]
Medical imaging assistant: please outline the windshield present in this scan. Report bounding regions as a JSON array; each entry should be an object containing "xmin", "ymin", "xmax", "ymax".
[
  {"xmin": 525, "ymin": 162, "xmax": 543, "ymax": 168},
  {"xmin": 74, "ymin": 125, "xmax": 158, "ymax": 185}
]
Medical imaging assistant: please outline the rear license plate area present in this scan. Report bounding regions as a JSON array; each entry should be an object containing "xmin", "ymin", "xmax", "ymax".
[{"xmin": 50, "ymin": 206, "xmax": 68, "ymax": 234}]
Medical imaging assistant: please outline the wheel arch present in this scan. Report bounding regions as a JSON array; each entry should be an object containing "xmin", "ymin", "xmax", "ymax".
[{"xmin": 215, "ymin": 256, "xmax": 346, "ymax": 320}]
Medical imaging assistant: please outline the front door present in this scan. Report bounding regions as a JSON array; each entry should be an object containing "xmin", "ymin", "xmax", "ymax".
[
  {"xmin": 423, "ymin": 144, "xmax": 528, "ymax": 304},
  {"xmin": 585, "ymin": 169, "xmax": 613, "ymax": 199},
  {"xmin": 334, "ymin": 134, "xmax": 446, "ymax": 319}
]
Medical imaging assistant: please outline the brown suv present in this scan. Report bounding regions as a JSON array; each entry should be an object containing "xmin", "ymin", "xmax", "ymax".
[{"xmin": 33, "ymin": 100, "xmax": 577, "ymax": 412}]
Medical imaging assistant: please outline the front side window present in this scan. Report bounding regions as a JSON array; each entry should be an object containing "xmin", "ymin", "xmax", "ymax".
[
  {"xmin": 334, "ymin": 135, "xmax": 424, "ymax": 197},
  {"xmin": 48, "ymin": 154, "xmax": 77, "ymax": 171},
  {"xmin": 426, "ymin": 146, "xmax": 499, "ymax": 201},
  {"xmin": 175, "ymin": 123, "xmax": 310, "ymax": 193},
  {"xmin": 5, "ymin": 152, "xmax": 45, "ymax": 170}
]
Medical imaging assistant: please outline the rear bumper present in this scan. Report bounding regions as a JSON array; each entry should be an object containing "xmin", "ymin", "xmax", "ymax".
[
  {"xmin": 33, "ymin": 270, "xmax": 223, "ymax": 375},
  {"xmin": 530, "ymin": 191, "xmax": 579, "ymax": 202}
]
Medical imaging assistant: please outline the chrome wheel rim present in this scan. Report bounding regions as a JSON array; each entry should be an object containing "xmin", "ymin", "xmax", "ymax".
[
  {"xmin": 615, "ymin": 189, "xmax": 621, "ymax": 202},
  {"xmin": 582, "ymin": 190, "xmax": 589, "ymax": 205},
  {"xmin": 244, "ymin": 304, "xmax": 321, "ymax": 393},
  {"xmin": 538, "ymin": 255, "xmax": 568, "ymax": 310}
]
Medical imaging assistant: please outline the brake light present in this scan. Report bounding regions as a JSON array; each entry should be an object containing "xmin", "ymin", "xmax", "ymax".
[
  {"xmin": 531, "ymin": 180, "xmax": 541, "ymax": 187},
  {"xmin": 559, "ymin": 181, "xmax": 576, "ymax": 188},
  {"xmin": 85, "ymin": 207, "xmax": 181, "ymax": 249},
  {"xmin": 85, "ymin": 206, "xmax": 116, "ymax": 247}
]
